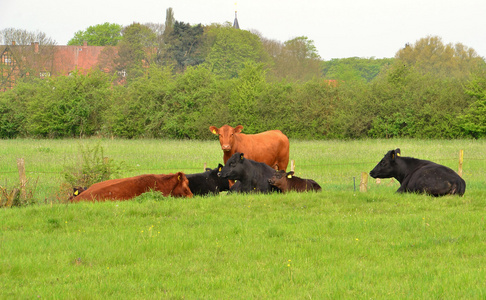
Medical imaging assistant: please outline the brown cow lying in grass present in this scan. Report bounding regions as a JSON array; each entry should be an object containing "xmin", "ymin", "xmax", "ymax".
[
  {"xmin": 71, "ymin": 172, "xmax": 193, "ymax": 202},
  {"xmin": 268, "ymin": 170, "xmax": 321, "ymax": 193}
]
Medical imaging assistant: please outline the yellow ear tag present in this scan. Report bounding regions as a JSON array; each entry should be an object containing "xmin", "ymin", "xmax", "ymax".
[
  {"xmin": 287, "ymin": 174, "xmax": 292, "ymax": 179},
  {"xmin": 212, "ymin": 130, "xmax": 217, "ymax": 134},
  {"xmin": 397, "ymin": 153, "xmax": 401, "ymax": 156},
  {"xmin": 178, "ymin": 175, "xmax": 181, "ymax": 181},
  {"xmin": 218, "ymin": 167, "xmax": 222, "ymax": 171},
  {"xmin": 391, "ymin": 154, "xmax": 395, "ymax": 159},
  {"xmin": 74, "ymin": 190, "xmax": 79, "ymax": 195}
]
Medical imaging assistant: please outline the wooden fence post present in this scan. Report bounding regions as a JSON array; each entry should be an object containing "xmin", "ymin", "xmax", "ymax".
[
  {"xmin": 359, "ymin": 172, "xmax": 368, "ymax": 192},
  {"xmin": 17, "ymin": 158, "xmax": 27, "ymax": 200},
  {"xmin": 458, "ymin": 150, "xmax": 464, "ymax": 178},
  {"xmin": 204, "ymin": 162, "xmax": 207, "ymax": 171},
  {"xmin": 290, "ymin": 160, "xmax": 295, "ymax": 172}
]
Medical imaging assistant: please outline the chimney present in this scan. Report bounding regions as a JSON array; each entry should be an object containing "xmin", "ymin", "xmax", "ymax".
[{"xmin": 34, "ymin": 42, "xmax": 39, "ymax": 53}]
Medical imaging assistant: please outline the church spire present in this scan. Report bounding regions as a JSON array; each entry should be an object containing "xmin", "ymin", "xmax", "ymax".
[{"xmin": 233, "ymin": 3, "xmax": 240, "ymax": 29}]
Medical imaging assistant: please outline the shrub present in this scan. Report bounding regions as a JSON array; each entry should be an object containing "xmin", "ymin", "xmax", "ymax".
[{"xmin": 63, "ymin": 142, "xmax": 126, "ymax": 188}]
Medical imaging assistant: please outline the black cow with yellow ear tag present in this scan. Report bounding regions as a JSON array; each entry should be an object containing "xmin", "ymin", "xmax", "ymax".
[
  {"xmin": 370, "ymin": 148, "xmax": 466, "ymax": 196},
  {"xmin": 219, "ymin": 152, "xmax": 279, "ymax": 193}
]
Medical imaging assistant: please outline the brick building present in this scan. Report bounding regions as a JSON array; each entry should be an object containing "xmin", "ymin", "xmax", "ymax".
[{"xmin": 0, "ymin": 41, "xmax": 111, "ymax": 91}]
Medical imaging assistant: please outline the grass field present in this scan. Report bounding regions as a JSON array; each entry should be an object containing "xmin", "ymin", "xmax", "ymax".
[{"xmin": 1, "ymin": 139, "xmax": 485, "ymax": 298}]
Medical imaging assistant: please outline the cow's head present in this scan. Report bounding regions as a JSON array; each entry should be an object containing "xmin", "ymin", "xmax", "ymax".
[
  {"xmin": 219, "ymin": 152, "xmax": 245, "ymax": 180},
  {"xmin": 268, "ymin": 170, "xmax": 293, "ymax": 190},
  {"xmin": 268, "ymin": 170, "xmax": 294, "ymax": 188},
  {"xmin": 207, "ymin": 163, "xmax": 230, "ymax": 192},
  {"xmin": 209, "ymin": 124, "xmax": 243, "ymax": 152},
  {"xmin": 369, "ymin": 148, "xmax": 401, "ymax": 179},
  {"xmin": 69, "ymin": 186, "xmax": 87, "ymax": 201},
  {"xmin": 171, "ymin": 172, "xmax": 193, "ymax": 198}
]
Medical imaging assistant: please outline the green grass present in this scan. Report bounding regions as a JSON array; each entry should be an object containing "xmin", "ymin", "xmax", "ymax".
[{"xmin": 1, "ymin": 139, "xmax": 486, "ymax": 298}]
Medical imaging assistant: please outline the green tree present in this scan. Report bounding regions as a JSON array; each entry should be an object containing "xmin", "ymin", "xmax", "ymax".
[
  {"xmin": 115, "ymin": 23, "xmax": 157, "ymax": 81},
  {"xmin": 322, "ymin": 57, "xmax": 394, "ymax": 82},
  {"xmin": 23, "ymin": 70, "xmax": 112, "ymax": 137},
  {"xmin": 164, "ymin": 7, "xmax": 175, "ymax": 40},
  {"xmin": 228, "ymin": 62, "xmax": 267, "ymax": 132},
  {"xmin": 460, "ymin": 72, "xmax": 486, "ymax": 138},
  {"xmin": 203, "ymin": 24, "xmax": 270, "ymax": 78},
  {"xmin": 163, "ymin": 21, "xmax": 204, "ymax": 72},
  {"xmin": 108, "ymin": 66, "xmax": 173, "ymax": 138},
  {"xmin": 395, "ymin": 35, "xmax": 485, "ymax": 78},
  {"xmin": 366, "ymin": 64, "xmax": 467, "ymax": 138},
  {"xmin": 268, "ymin": 36, "xmax": 322, "ymax": 81},
  {"xmin": 0, "ymin": 84, "xmax": 28, "ymax": 137},
  {"xmin": 67, "ymin": 23, "xmax": 122, "ymax": 46}
]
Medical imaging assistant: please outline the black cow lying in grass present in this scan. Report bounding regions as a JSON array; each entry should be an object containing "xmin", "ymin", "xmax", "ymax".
[
  {"xmin": 185, "ymin": 164, "xmax": 230, "ymax": 196},
  {"xmin": 268, "ymin": 170, "xmax": 321, "ymax": 193},
  {"xmin": 369, "ymin": 148, "xmax": 466, "ymax": 196},
  {"xmin": 219, "ymin": 152, "xmax": 279, "ymax": 193}
]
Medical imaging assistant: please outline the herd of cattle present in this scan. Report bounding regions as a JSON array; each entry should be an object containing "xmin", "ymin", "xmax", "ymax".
[{"xmin": 70, "ymin": 125, "xmax": 466, "ymax": 202}]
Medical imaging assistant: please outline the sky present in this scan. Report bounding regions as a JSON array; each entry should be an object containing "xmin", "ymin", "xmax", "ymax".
[{"xmin": 2, "ymin": 0, "xmax": 485, "ymax": 61}]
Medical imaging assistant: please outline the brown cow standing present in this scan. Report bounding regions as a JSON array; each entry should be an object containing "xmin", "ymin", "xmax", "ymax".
[
  {"xmin": 268, "ymin": 170, "xmax": 322, "ymax": 193},
  {"xmin": 71, "ymin": 172, "xmax": 193, "ymax": 202},
  {"xmin": 209, "ymin": 124, "xmax": 290, "ymax": 171}
]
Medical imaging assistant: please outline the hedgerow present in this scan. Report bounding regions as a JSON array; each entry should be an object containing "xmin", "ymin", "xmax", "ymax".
[{"xmin": 0, "ymin": 63, "xmax": 484, "ymax": 139}]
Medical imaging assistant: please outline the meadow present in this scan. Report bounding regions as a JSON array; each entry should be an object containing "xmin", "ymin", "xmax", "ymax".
[{"xmin": 1, "ymin": 138, "xmax": 485, "ymax": 298}]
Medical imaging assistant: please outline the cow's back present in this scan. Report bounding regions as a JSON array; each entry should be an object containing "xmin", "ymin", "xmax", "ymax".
[
  {"xmin": 287, "ymin": 177, "xmax": 322, "ymax": 192},
  {"xmin": 73, "ymin": 176, "xmax": 146, "ymax": 201},
  {"xmin": 231, "ymin": 130, "xmax": 289, "ymax": 170},
  {"xmin": 72, "ymin": 173, "xmax": 191, "ymax": 201},
  {"xmin": 405, "ymin": 163, "xmax": 466, "ymax": 196}
]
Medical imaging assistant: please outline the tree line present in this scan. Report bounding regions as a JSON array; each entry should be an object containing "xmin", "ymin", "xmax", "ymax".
[
  {"xmin": 1, "ymin": 14, "xmax": 485, "ymax": 139},
  {"xmin": 1, "ymin": 60, "xmax": 485, "ymax": 139}
]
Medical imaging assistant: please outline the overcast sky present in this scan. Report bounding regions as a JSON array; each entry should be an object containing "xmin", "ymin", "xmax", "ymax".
[{"xmin": 2, "ymin": 0, "xmax": 485, "ymax": 60}]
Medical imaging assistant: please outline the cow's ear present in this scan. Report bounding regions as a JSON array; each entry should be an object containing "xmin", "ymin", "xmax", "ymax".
[
  {"xmin": 73, "ymin": 188, "xmax": 80, "ymax": 196},
  {"xmin": 287, "ymin": 171, "xmax": 294, "ymax": 178},
  {"xmin": 176, "ymin": 172, "xmax": 183, "ymax": 181},
  {"xmin": 239, "ymin": 153, "xmax": 245, "ymax": 161},
  {"xmin": 209, "ymin": 126, "xmax": 219, "ymax": 135},
  {"xmin": 395, "ymin": 148, "xmax": 401, "ymax": 156},
  {"xmin": 218, "ymin": 164, "xmax": 223, "ymax": 171},
  {"xmin": 234, "ymin": 125, "xmax": 243, "ymax": 133}
]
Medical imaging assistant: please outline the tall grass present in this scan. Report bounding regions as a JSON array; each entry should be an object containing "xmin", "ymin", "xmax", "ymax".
[{"xmin": 1, "ymin": 139, "xmax": 485, "ymax": 298}]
